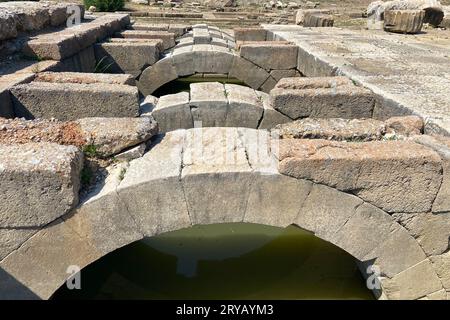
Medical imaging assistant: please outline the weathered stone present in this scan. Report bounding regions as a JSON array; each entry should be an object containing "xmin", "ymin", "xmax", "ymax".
[
  {"xmin": 229, "ymin": 56, "xmax": 270, "ymax": 90},
  {"xmin": 138, "ymin": 56, "xmax": 178, "ymax": 95},
  {"xmin": 362, "ymin": 225, "xmax": 426, "ymax": 277},
  {"xmin": 181, "ymin": 128, "xmax": 253, "ymax": 224},
  {"xmin": 114, "ymin": 143, "xmax": 147, "ymax": 161},
  {"xmin": 381, "ymin": 259, "xmax": 443, "ymax": 300},
  {"xmin": 0, "ymin": 10, "xmax": 18, "ymax": 41},
  {"xmin": 270, "ymin": 69, "xmax": 302, "ymax": 82},
  {"xmin": 76, "ymin": 117, "xmax": 158, "ymax": 157},
  {"xmin": 384, "ymin": 10, "xmax": 424, "ymax": 34},
  {"xmin": 295, "ymin": 183, "xmax": 363, "ymax": 239},
  {"xmin": 278, "ymin": 139, "xmax": 443, "ymax": 213},
  {"xmin": 270, "ymin": 83, "xmax": 375, "ymax": 120},
  {"xmin": 139, "ymin": 95, "xmax": 158, "ymax": 115},
  {"xmin": 0, "ymin": 89, "xmax": 14, "ymax": 118},
  {"xmin": 152, "ymin": 92, "xmax": 192, "ymax": 132},
  {"xmin": 23, "ymin": 14, "xmax": 129, "ymax": 60},
  {"xmin": 395, "ymin": 211, "xmax": 450, "ymax": 256},
  {"xmin": 0, "ymin": 219, "xmax": 99, "ymax": 299},
  {"xmin": 224, "ymin": 84, "xmax": 263, "ymax": 128},
  {"xmin": 234, "ymin": 27, "xmax": 267, "ymax": 41},
  {"xmin": 192, "ymin": 44, "xmax": 234, "ymax": 74},
  {"xmin": 35, "ymin": 72, "xmax": 135, "ymax": 86},
  {"xmin": 430, "ymin": 251, "xmax": 450, "ymax": 290},
  {"xmin": 260, "ymin": 76, "xmax": 278, "ymax": 93},
  {"xmin": 64, "ymin": 163, "xmax": 142, "ymax": 256},
  {"xmin": 274, "ymin": 76, "xmax": 353, "ymax": 90},
  {"xmin": 385, "ymin": 115, "xmax": 423, "ymax": 136},
  {"xmin": 239, "ymin": 42, "xmax": 298, "ymax": 71},
  {"xmin": 117, "ymin": 30, "xmax": 175, "ymax": 50},
  {"xmin": 172, "ymin": 45, "xmax": 196, "ymax": 76},
  {"xmin": 295, "ymin": 9, "xmax": 331, "ymax": 25},
  {"xmin": 189, "ymin": 82, "xmax": 228, "ymax": 127},
  {"xmin": 0, "ymin": 228, "xmax": 38, "ymax": 261},
  {"xmin": 256, "ymin": 91, "xmax": 291, "ymax": 129},
  {"xmin": 94, "ymin": 40, "xmax": 162, "ymax": 77},
  {"xmin": 0, "ymin": 143, "xmax": 83, "ymax": 227},
  {"xmin": 245, "ymin": 174, "xmax": 312, "ymax": 227},
  {"xmin": 117, "ymin": 131, "xmax": 192, "ymax": 236},
  {"xmin": 304, "ymin": 13, "xmax": 334, "ymax": 27},
  {"xmin": 411, "ymin": 135, "xmax": 450, "ymax": 213},
  {"xmin": 10, "ymin": 82, "xmax": 140, "ymax": 121},
  {"xmin": 275, "ymin": 118, "xmax": 386, "ymax": 141}
]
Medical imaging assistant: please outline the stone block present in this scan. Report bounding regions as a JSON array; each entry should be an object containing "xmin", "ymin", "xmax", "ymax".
[
  {"xmin": 384, "ymin": 10, "xmax": 424, "ymax": 34},
  {"xmin": 234, "ymin": 27, "xmax": 267, "ymax": 41},
  {"xmin": 256, "ymin": 92, "xmax": 292, "ymax": 130},
  {"xmin": 0, "ymin": 143, "xmax": 83, "ymax": 227},
  {"xmin": 152, "ymin": 92, "xmax": 192, "ymax": 132},
  {"xmin": 304, "ymin": 13, "xmax": 334, "ymax": 27},
  {"xmin": 224, "ymin": 84, "xmax": 263, "ymax": 128},
  {"xmin": 117, "ymin": 30, "xmax": 175, "ymax": 50},
  {"xmin": 0, "ymin": 89, "xmax": 14, "ymax": 118},
  {"xmin": 10, "ymin": 82, "xmax": 139, "ymax": 121},
  {"xmin": 278, "ymin": 139, "xmax": 443, "ymax": 213},
  {"xmin": 239, "ymin": 42, "xmax": 298, "ymax": 71},
  {"xmin": 189, "ymin": 82, "xmax": 228, "ymax": 127},
  {"xmin": 229, "ymin": 56, "xmax": 270, "ymax": 90},
  {"xmin": 138, "ymin": 56, "xmax": 178, "ymax": 95},
  {"xmin": 35, "ymin": 72, "xmax": 135, "ymax": 86},
  {"xmin": 94, "ymin": 40, "xmax": 161, "ymax": 76}
]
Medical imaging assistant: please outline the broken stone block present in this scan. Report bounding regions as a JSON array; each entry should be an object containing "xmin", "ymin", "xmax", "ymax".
[
  {"xmin": 384, "ymin": 9, "xmax": 425, "ymax": 34},
  {"xmin": 239, "ymin": 42, "xmax": 298, "ymax": 71},
  {"xmin": 385, "ymin": 115, "xmax": 424, "ymax": 136},
  {"xmin": 304, "ymin": 13, "xmax": 335, "ymax": 27},
  {"xmin": 270, "ymin": 77, "xmax": 375, "ymax": 120},
  {"xmin": 275, "ymin": 118, "xmax": 386, "ymax": 141},
  {"xmin": 0, "ymin": 143, "xmax": 83, "ymax": 227},
  {"xmin": 151, "ymin": 92, "xmax": 192, "ymax": 132},
  {"xmin": 278, "ymin": 139, "xmax": 443, "ymax": 213},
  {"xmin": 10, "ymin": 81, "xmax": 140, "ymax": 121}
]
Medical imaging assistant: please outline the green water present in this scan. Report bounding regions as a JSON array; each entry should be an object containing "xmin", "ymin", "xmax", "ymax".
[{"xmin": 52, "ymin": 223, "xmax": 374, "ymax": 300}]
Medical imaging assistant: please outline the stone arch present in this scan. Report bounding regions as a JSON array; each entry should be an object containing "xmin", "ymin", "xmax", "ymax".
[
  {"xmin": 136, "ymin": 44, "xmax": 274, "ymax": 96},
  {"xmin": 0, "ymin": 128, "xmax": 444, "ymax": 300}
]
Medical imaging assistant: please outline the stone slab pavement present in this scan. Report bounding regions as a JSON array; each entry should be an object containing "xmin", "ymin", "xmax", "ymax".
[{"xmin": 262, "ymin": 25, "xmax": 450, "ymax": 136}]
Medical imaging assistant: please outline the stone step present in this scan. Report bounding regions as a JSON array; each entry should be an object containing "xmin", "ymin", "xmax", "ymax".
[
  {"xmin": 269, "ymin": 77, "xmax": 376, "ymax": 120},
  {"xmin": 22, "ymin": 14, "xmax": 130, "ymax": 60},
  {"xmin": 94, "ymin": 39, "xmax": 162, "ymax": 77},
  {"xmin": 384, "ymin": 10, "xmax": 425, "ymax": 34},
  {"xmin": 34, "ymin": 72, "xmax": 136, "ymax": 86},
  {"xmin": 115, "ymin": 30, "xmax": 175, "ymax": 50},
  {"xmin": 303, "ymin": 13, "xmax": 335, "ymax": 27},
  {"xmin": 10, "ymin": 81, "xmax": 139, "ymax": 121}
]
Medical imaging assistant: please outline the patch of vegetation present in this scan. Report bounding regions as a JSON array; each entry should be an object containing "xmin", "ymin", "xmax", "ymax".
[
  {"xmin": 83, "ymin": 144, "xmax": 100, "ymax": 158},
  {"xmin": 118, "ymin": 167, "xmax": 127, "ymax": 181},
  {"xmin": 94, "ymin": 56, "xmax": 114, "ymax": 73},
  {"xmin": 83, "ymin": 0, "xmax": 124, "ymax": 12}
]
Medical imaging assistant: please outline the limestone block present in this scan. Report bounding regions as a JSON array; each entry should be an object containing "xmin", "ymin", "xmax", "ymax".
[
  {"xmin": 0, "ymin": 219, "xmax": 99, "ymax": 300},
  {"xmin": 114, "ymin": 143, "xmax": 146, "ymax": 161},
  {"xmin": 229, "ymin": 56, "xmax": 270, "ymax": 90},
  {"xmin": 295, "ymin": 9, "xmax": 331, "ymax": 25},
  {"xmin": 244, "ymin": 174, "xmax": 312, "ymax": 227},
  {"xmin": 270, "ymin": 85, "xmax": 375, "ymax": 120},
  {"xmin": 256, "ymin": 92, "xmax": 292, "ymax": 130},
  {"xmin": 64, "ymin": 164, "xmax": 143, "ymax": 256},
  {"xmin": 234, "ymin": 27, "xmax": 267, "ymax": 41},
  {"xmin": 278, "ymin": 139, "xmax": 443, "ymax": 213},
  {"xmin": 430, "ymin": 251, "xmax": 450, "ymax": 290},
  {"xmin": 362, "ymin": 225, "xmax": 426, "ymax": 277},
  {"xmin": 0, "ymin": 10, "xmax": 18, "ymax": 41},
  {"xmin": 193, "ymin": 28, "xmax": 211, "ymax": 44},
  {"xmin": 118, "ymin": 131, "xmax": 192, "ymax": 236},
  {"xmin": 270, "ymin": 69, "xmax": 302, "ymax": 81},
  {"xmin": 94, "ymin": 40, "xmax": 161, "ymax": 76},
  {"xmin": 139, "ymin": 95, "xmax": 158, "ymax": 115},
  {"xmin": 384, "ymin": 10, "xmax": 424, "ymax": 34},
  {"xmin": 275, "ymin": 118, "xmax": 386, "ymax": 141},
  {"xmin": 117, "ymin": 30, "xmax": 175, "ymax": 50},
  {"xmin": 385, "ymin": 115, "xmax": 423, "ymax": 136},
  {"xmin": 152, "ymin": 92, "xmax": 193, "ymax": 132},
  {"xmin": 410, "ymin": 135, "xmax": 450, "ymax": 214},
  {"xmin": 10, "ymin": 82, "xmax": 140, "ymax": 121},
  {"xmin": 381, "ymin": 259, "xmax": 443, "ymax": 300},
  {"xmin": 172, "ymin": 45, "xmax": 195, "ymax": 76},
  {"xmin": 0, "ymin": 228, "xmax": 37, "ymax": 261},
  {"xmin": 275, "ymin": 76, "xmax": 353, "ymax": 90},
  {"xmin": 192, "ymin": 45, "xmax": 234, "ymax": 74},
  {"xmin": 224, "ymin": 84, "xmax": 264, "ymax": 128},
  {"xmin": 395, "ymin": 211, "xmax": 450, "ymax": 256},
  {"xmin": 189, "ymin": 82, "xmax": 228, "ymax": 127},
  {"xmin": 260, "ymin": 76, "xmax": 278, "ymax": 93},
  {"xmin": 35, "ymin": 72, "xmax": 135, "ymax": 86},
  {"xmin": 239, "ymin": 43, "xmax": 298, "ymax": 71},
  {"xmin": 76, "ymin": 117, "xmax": 158, "ymax": 157},
  {"xmin": 181, "ymin": 128, "xmax": 253, "ymax": 224},
  {"xmin": 0, "ymin": 143, "xmax": 83, "ymax": 227},
  {"xmin": 138, "ymin": 56, "xmax": 178, "ymax": 95},
  {"xmin": 304, "ymin": 13, "xmax": 335, "ymax": 27}
]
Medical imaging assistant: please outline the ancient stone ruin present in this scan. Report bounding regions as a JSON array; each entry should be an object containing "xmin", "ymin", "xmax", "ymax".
[{"xmin": 1, "ymin": 0, "xmax": 450, "ymax": 301}]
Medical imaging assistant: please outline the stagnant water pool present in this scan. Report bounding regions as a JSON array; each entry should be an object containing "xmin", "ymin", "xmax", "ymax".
[{"xmin": 52, "ymin": 223, "xmax": 374, "ymax": 300}]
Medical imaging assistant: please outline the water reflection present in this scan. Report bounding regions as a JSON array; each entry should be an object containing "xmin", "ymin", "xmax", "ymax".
[{"xmin": 52, "ymin": 223, "xmax": 374, "ymax": 300}]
